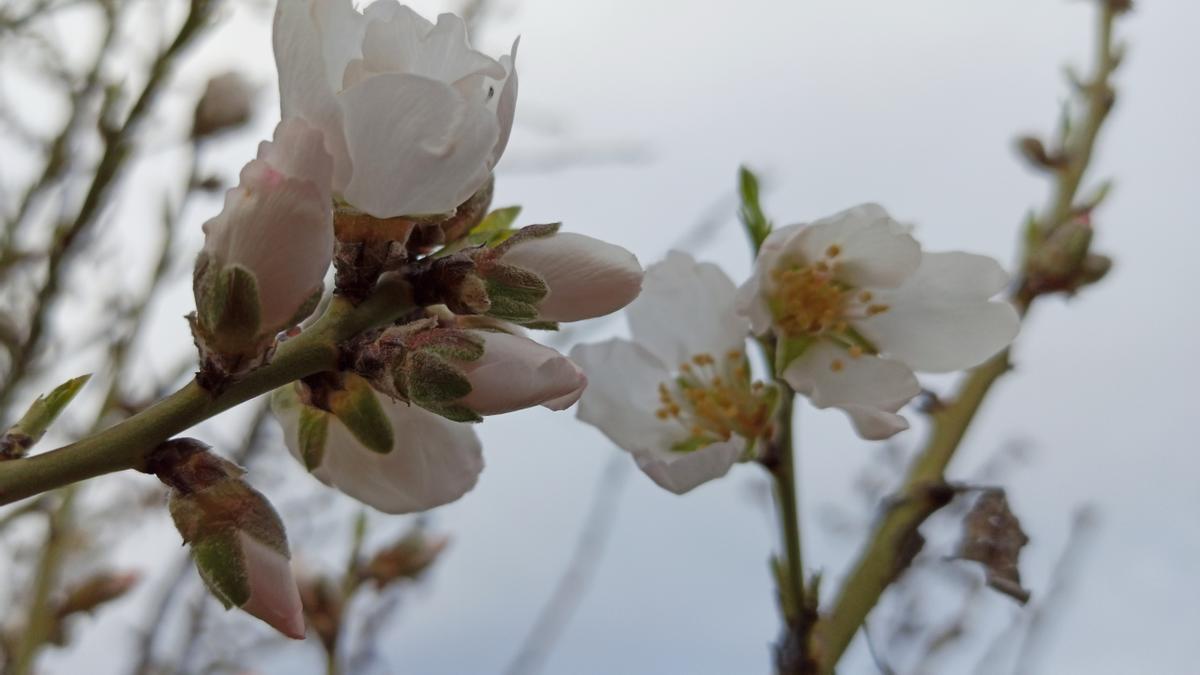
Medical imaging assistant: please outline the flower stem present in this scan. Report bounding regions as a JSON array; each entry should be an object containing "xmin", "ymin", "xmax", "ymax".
[{"xmin": 0, "ymin": 282, "xmax": 415, "ymax": 506}]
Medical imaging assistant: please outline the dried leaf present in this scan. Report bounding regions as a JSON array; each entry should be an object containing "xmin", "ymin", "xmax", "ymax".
[{"xmin": 958, "ymin": 489, "xmax": 1031, "ymax": 604}]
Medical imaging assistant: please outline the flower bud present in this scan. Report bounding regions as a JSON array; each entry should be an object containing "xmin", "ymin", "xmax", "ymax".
[
  {"xmin": 192, "ymin": 72, "xmax": 254, "ymax": 140},
  {"xmin": 192, "ymin": 119, "xmax": 334, "ymax": 382},
  {"xmin": 472, "ymin": 224, "xmax": 643, "ymax": 325},
  {"xmin": 1026, "ymin": 218, "xmax": 1100, "ymax": 295},
  {"xmin": 360, "ymin": 528, "xmax": 449, "ymax": 588},
  {"xmin": 149, "ymin": 439, "xmax": 305, "ymax": 639}
]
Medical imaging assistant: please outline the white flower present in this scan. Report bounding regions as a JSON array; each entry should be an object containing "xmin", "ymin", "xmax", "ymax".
[
  {"xmin": 492, "ymin": 231, "xmax": 644, "ymax": 323},
  {"xmin": 737, "ymin": 203, "xmax": 1020, "ymax": 439},
  {"xmin": 456, "ymin": 330, "xmax": 587, "ymax": 414},
  {"xmin": 570, "ymin": 252, "xmax": 774, "ymax": 494},
  {"xmin": 273, "ymin": 0, "xmax": 518, "ymax": 218},
  {"xmin": 273, "ymin": 378, "xmax": 484, "ymax": 514},
  {"xmin": 198, "ymin": 118, "xmax": 334, "ymax": 338}
]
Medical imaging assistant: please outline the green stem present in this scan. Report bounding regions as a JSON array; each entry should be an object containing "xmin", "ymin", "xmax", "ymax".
[
  {"xmin": 8, "ymin": 488, "xmax": 76, "ymax": 675},
  {"xmin": 814, "ymin": 4, "xmax": 1124, "ymax": 671},
  {"xmin": 0, "ymin": 283, "xmax": 414, "ymax": 506},
  {"xmin": 771, "ymin": 391, "xmax": 803, "ymax": 618}
]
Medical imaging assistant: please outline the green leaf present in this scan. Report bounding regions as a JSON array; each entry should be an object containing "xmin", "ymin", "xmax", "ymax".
[
  {"xmin": 0, "ymin": 374, "xmax": 91, "ymax": 459},
  {"xmin": 738, "ymin": 166, "xmax": 772, "ymax": 251},
  {"xmin": 327, "ymin": 375, "xmax": 394, "ymax": 454}
]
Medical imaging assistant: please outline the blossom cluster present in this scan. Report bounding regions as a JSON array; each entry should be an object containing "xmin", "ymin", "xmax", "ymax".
[
  {"xmin": 185, "ymin": 0, "xmax": 643, "ymax": 635},
  {"xmin": 572, "ymin": 204, "xmax": 1020, "ymax": 493}
]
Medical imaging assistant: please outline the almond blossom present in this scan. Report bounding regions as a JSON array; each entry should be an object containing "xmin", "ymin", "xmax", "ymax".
[
  {"xmin": 737, "ymin": 203, "xmax": 1020, "ymax": 439},
  {"xmin": 570, "ymin": 252, "xmax": 776, "ymax": 494},
  {"xmin": 273, "ymin": 0, "xmax": 517, "ymax": 218}
]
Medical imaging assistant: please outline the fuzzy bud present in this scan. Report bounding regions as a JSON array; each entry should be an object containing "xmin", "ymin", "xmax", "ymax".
[
  {"xmin": 360, "ymin": 529, "xmax": 449, "ymax": 588},
  {"xmin": 472, "ymin": 224, "xmax": 643, "ymax": 326},
  {"xmin": 148, "ymin": 439, "xmax": 305, "ymax": 639},
  {"xmin": 1026, "ymin": 218, "xmax": 1103, "ymax": 295}
]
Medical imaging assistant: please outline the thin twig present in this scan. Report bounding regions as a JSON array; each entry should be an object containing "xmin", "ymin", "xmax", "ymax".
[{"xmin": 502, "ymin": 455, "xmax": 630, "ymax": 675}]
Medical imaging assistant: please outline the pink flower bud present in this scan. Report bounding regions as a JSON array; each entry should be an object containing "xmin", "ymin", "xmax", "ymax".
[
  {"xmin": 197, "ymin": 118, "xmax": 334, "ymax": 342},
  {"xmin": 498, "ymin": 232, "xmax": 643, "ymax": 323},
  {"xmin": 456, "ymin": 331, "xmax": 586, "ymax": 415}
]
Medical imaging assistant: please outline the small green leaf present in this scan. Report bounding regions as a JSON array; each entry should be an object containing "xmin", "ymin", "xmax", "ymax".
[
  {"xmin": 738, "ymin": 166, "xmax": 772, "ymax": 251},
  {"xmin": 1, "ymin": 374, "xmax": 91, "ymax": 459},
  {"xmin": 328, "ymin": 375, "xmax": 394, "ymax": 454}
]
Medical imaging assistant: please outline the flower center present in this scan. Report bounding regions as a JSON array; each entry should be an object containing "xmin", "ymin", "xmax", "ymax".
[
  {"xmin": 770, "ymin": 245, "xmax": 889, "ymax": 357},
  {"xmin": 655, "ymin": 351, "xmax": 773, "ymax": 452}
]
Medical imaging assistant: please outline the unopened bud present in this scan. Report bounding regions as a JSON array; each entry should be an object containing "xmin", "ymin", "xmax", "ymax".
[
  {"xmin": 149, "ymin": 439, "xmax": 305, "ymax": 639},
  {"xmin": 1026, "ymin": 219, "xmax": 1103, "ymax": 295},
  {"xmin": 409, "ymin": 254, "xmax": 491, "ymax": 315},
  {"xmin": 193, "ymin": 72, "xmax": 254, "ymax": 140}
]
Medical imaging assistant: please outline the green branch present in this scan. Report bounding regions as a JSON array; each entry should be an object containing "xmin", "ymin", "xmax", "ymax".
[
  {"xmin": 814, "ymin": 3, "xmax": 1126, "ymax": 670},
  {"xmin": 0, "ymin": 282, "xmax": 415, "ymax": 506}
]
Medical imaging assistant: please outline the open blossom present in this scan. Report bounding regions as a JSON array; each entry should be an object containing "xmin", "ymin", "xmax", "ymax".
[
  {"xmin": 737, "ymin": 203, "xmax": 1020, "ymax": 439},
  {"xmin": 571, "ymin": 252, "xmax": 775, "ymax": 494},
  {"xmin": 480, "ymin": 228, "xmax": 644, "ymax": 324},
  {"xmin": 274, "ymin": 0, "xmax": 517, "ymax": 218},
  {"xmin": 273, "ymin": 378, "xmax": 484, "ymax": 514},
  {"xmin": 194, "ymin": 118, "xmax": 333, "ymax": 357}
]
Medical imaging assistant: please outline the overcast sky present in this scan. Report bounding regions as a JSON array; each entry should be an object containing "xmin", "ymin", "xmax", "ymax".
[{"xmin": 20, "ymin": 0, "xmax": 1200, "ymax": 673}]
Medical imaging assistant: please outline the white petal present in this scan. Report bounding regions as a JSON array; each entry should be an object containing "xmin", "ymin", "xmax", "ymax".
[
  {"xmin": 736, "ymin": 224, "xmax": 801, "ymax": 336},
  {"xmin": 360, "ymin": 9, "xmax": 503, "ymax": 83},
  {"xmin": 783, "ymin": 341, "xmax": 919, "ymax": 440},
  {"xmin": 858, "ymin": 251, "xmax": 1020, "ymax": 372},
  {"xmin": 237, "ymin": 532, "xmax": 305, "ymax": 640},
  {"xmin": 457, "ymin": 331, "xmax": 586, "ymax": 415},
  {"xmin": 634, "ymin": 439, "xmax": 743, "ymax": 495},
  {"xmin": 338, "ymin": 72, "xmax": 499, "ymax": 217},
  {"xmin": 489, "ymin": 38, "xmax": 519, "ymax": 165},
  {"xmin": 570, "ymin": 339, "xmax": 680, "ymax": 455},
  {"xmin": 272, "ymin": 0, "xmax": 356, "ymax": 189},
  {"xmin": 255, "ymin": 118, "xmax": 334, "ymax": 206},
  {"xmin": 276, "ymin": 385, "xmax": 484, "ymax": 514},
  {"xmin": 626, "ymin": 251, "xmax": 748, "ymax": 368},
  {"xmin": 500, "ymin": 232, "xmax": 643, "ymax": 323},
  {"xmin": 792, "ymin": 204, "xmax": 921, "ymax": 289}
]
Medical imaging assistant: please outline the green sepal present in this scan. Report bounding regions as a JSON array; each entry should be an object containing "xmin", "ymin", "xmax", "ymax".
[
  {"xmin": 192, "ymin": 529, "xmax": 249, "ymax": 610},
  {"xmin": 327, "ymin": 374, "xmax": 394, "ymax": 454},
  {"xmin": 405, "ymin": 351, "xmax": 473, "ymax": 404},
  {"xmin": 419, "ymin": 331, "xmax": 485, "ymax": 362},
  {"xmin": 484, "ymin": 294, "xmax": 539, "ymax": 323},
  {"xmin": 519, "ymin": 320, "xmax": 560, "ymax": 331},
  {"xmin": 197, "ymin": 262, "xmax": 263, "ymax": 350},
  {"xmin": 0, "ymin": 374, "xmax": 90, "ymax": 458},
  {"xmin": 297, "ymin": 405, "xmax": 329, "ymax": 470},
  {"xmin": 486, "ymin": 263, "xmax": 548, "ymax": 303},
  {"xmin": 774, "ymin": 336, "xmax": 815, "ymax": 376},
  {"xmin": 418, "ymin": 400, "xmax": 482, "ymax": 424},
  {"xmin": 669, "ymin": 436, "xmax": 712, "ymax": 454}
]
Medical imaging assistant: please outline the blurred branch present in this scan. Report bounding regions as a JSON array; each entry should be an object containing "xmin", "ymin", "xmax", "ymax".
[
  {"xmin": 503, "ymin": 455, "xmax": 630, "ymax": 675},
  {"xmin": 815, "ymin": 3, "xmax": 1128, "ymax": 670},
  {"xmin": 0, "ymin": 0, "xmax": 216, "ymax": 413},
  {"xmin": 7, "ymin": 488, "xmax": 75, "ymax": 675}
]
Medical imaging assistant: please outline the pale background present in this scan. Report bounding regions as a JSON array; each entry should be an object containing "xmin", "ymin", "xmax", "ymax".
[{"xmin": 7, "ymin": 0, "xmax": 1198, "ymax": 673}]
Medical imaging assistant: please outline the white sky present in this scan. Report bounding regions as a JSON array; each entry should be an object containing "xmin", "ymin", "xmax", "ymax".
[{"xmin": 19, "ymin": 0, "xmax": 1200, "ymax": 673}]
